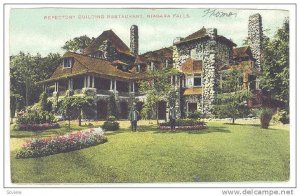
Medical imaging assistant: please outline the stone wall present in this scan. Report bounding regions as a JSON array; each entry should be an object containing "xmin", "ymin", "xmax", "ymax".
[
  {"xmin": 183, "ymin": 95, "xmax": 203, "ymax": 117},
  {"xmin": 173, "ymin": 28, "xmax": 232, "ymax": 115},
  {"xmin": 248, "ymin": 13, "xmax": 263, "ymax": 70}
]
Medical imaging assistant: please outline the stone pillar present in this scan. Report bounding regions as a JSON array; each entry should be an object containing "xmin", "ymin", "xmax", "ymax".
[
  {"xmin": 87, "ymin": 76, "xmax": 90, "ymax": 88},
  {"xmin": 129, "ymin": 82, "xmax": 132, "ymax": 92},
  {"xmin": 84, "ymin": 76, "xmax": 87, "ymax": 88},
  {"xmin": 132, "ymin": 82, "xmax": 135, "ymax": 92},
  {"xmin": 54, "ymin": 82, "xmax": 59, "ymax": 92},
  {"xmin": 114, "ymin": 80, "xmax": 117, "ymax": 92},
  {"xmin": 130, "ymin": 25, "xmax": 139, "ymax": 56},
  {"xmin": 92, "ymin": 76, "xmax": 95, "ymax": 88},
  {"xmin": 110, "ymin": 79, "xmax": 113, "ymax": 90},
  {"xmin": 203, "ymin": 28, "xmax": 218, "ymax": 115},
  {"xmin": 248, "ymin": 13, "xmax": 263, "ymax": 70}
]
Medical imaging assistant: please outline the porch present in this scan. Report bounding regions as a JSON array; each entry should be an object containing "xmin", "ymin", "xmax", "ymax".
[{"xmin": 44, "ymin": 75, "xmax": 142, "ymax": 98}]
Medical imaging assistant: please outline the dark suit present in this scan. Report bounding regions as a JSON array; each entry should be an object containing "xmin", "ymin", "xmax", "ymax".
[
  {"xmin": 169, "ymin": 107, "xmax": 176, "ymax": 131},
  {"xmin": 129, "ymin": 109, "xmax": 138, "ymax": 131}
]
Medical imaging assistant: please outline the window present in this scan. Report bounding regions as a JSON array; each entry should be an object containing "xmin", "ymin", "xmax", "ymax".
[
  {"xmin": 186, "ymin": 76, "xmax": 193, "ymax": 87},
  {"xmin": 63, "ymin": 58, "xmax": 74, "ymax": 68},
  {"xmin": 186, "ymin": 75, "xmax": 202, "ymax": 87},
  {"xmin": 194, "ymin": 77, "xmax": 202, "ymax": 86}
]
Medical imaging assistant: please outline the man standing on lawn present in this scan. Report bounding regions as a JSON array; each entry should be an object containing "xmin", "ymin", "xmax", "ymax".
[
  {"xmin": 169, "ymin": 106, "xmax": 176, "ymax": 131},
  {"xmin": 129, "ymin": 103, "xmax": 139, "ymax": 132}
]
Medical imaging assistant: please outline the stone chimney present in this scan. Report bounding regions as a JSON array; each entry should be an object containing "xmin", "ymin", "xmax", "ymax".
[
  {"xmin": 130, "ymin": 25, "xmax": 139, "ymax": 56},
  {"xmin": 248, "ymin": 13, "xmax": 263, "ymax": 70}
]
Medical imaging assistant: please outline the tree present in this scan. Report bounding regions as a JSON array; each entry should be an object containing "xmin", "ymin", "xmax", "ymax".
[
  {"xmin": 61, "ymin": 96, "xmax": 94, "ymax": 128},
  {"xmin": 39, "ymin": 92, "xmax": 52, "ymax": 112},
  {"xmin": 260, "ymin": 19, "xmax": 289, "ymax": 114},
  {"xmin": 10, "ymin": 52, "xmax": 61, "ymax": 107},
  {"xmin": 108, "ymin": 94, "xmax": 118, "ymax": 118},
  {"xmin": 10, "ymin": 93, "xmax": 23, "ymax": 122},
  {"xmin": 139, "ymin": 68, "xmax": 178, "ymax": 124},
  {"xmin": 62, "ymin": 35, "xmax": 93, "ymax": 52},
  {"xmin": 213, "ymin": 69, "xmax": 251, "ymax": 124}
]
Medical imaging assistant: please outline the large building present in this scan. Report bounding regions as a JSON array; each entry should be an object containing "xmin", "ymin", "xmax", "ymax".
[{"xmin": 41, "ymin": 14, "xmax": 266, "ymax": 120}]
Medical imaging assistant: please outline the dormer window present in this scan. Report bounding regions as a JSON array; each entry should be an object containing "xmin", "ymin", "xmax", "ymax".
[{"xmin": 63, "ymin": 58, "xmax": 74, "ymax": 68}]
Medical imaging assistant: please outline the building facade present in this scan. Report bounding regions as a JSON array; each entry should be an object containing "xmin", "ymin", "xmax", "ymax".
[{"xmin": 41, "ymin": 14, "xmax": 264, "ymax": 120}]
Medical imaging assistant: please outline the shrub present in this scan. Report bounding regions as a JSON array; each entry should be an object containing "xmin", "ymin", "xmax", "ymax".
[
  {"xmin": 187, "ymin": 111, "xmax": 203, "ymax": 119},
  {"xmin": 272, "ymin": 110, "xmax": 289, "ymax": 124},
  {"xmin": 16, "ymin": 123, "xmax": 60, "ymax": 131},
  {"xmin": 16, "ymin": 111, "xmax": 56, "ymax": 125},
  {"xmin": 259, "ymin": 108, "xmax": 273, "ymax": 129},
  {"xmin": 102, "ymin": 115, "xmax": 119, "ymax": 131},
  {"xmin": 159, "ymin": 119, "xmax": 207, "ymax": 130},
  {"xmin": 16, "ymin": 128, "xmax": 107, "ymax": 159},
  {"xmin": 102, "ymin": 121, "xmax": 119, "ymax": 131},
  {"xmin": 107, "ymin": 115, "xmax": 116, "ymax": 121},
  {"xmin": 16, "ymin": 111, "xmax": 59, "ymax": 131}
]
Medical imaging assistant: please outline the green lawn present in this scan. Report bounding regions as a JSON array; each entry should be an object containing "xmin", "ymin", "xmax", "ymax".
[{"xmin": 10, "ymin": 120, "xmax": 290, "ymax": 183}]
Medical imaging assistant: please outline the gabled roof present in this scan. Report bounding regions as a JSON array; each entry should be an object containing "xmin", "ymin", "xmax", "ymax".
[
  {"xmin": 41, "ymin": 52, "xmax": 140, "ymax": 83},
  {"xmin": 83, "ymin": 30, "xmax": 132, "ymax": 55},
  {"xmin": 175, "ymin": 27, "xmax": 236, "ymax": 47},
  {"xmin": 134, "ymin": 55, "xmax": 147, "ymax": 65},
  {"xmin": 233, "ymin": 46, "xmax": 253, "ymax": 59},
  {"xmin": 181, "ymin": 58, "xmax": 202, "ymax": 74},
  {"xmin": 141, "ymin": 47, "xmax": 173, "ymax": 62},
  {"xmin": 181, "ymin": 27, "xmax": 207, "ymax": 43}
]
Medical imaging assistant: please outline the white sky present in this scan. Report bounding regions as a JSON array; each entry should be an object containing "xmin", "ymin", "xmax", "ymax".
[{"xmin": 9, "ymin": 8, "xmax": 289, "ymax": 56}]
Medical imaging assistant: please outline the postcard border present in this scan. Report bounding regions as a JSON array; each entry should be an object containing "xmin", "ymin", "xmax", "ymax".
[{"xmin": 2, "ymin": 2, "xmax": 297, "ymax": 189}]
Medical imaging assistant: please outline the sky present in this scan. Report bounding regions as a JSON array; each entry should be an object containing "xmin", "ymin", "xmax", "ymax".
[{"xmin": 9, "ymin": 8, "xmax": 289, "ymax": 56}]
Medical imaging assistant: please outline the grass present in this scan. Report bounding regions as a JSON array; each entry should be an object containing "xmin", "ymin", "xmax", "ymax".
[{"xmin": 10, "ymin": 119, "xmax": 290, "ymax": 183}]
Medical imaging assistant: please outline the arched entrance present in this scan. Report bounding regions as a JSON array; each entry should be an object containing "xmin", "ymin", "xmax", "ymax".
[
  {"xmin": 97, "ymin": 100, "xmax": 108, "ymax": 120},
  {"xmin": 119, "ymin": 101, "xmax": 128, "ymax": 119}
]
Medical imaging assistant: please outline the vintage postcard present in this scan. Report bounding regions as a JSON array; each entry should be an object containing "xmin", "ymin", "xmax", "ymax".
[{"xmin": 2, "ymin": 1, "xmax": 298, "ymax": 196}]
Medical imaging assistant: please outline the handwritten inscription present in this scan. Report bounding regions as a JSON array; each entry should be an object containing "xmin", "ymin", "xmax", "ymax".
[{"xmin": 203, "ymin": 8, "xmax": 237, "ymax": 18}]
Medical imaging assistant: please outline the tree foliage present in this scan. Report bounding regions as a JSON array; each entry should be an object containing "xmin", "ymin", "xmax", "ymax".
[
  {"xmin": 260, "ymin": 19, "xmax": 289, "ymax": 112},
  {"xmin": 139, "ymin": 68, "xmax": 179, "ymax": 123},
  {"xmin": 108, "ymin": 94, "xmax": 118, "ymax": 118},
  {"xmin": 10, "ymin": 52, "xmax": 61, "ymax": 107},
  {"xmin": 62, "ymin": 35, "xmax": 93, "ymax": 52},
  {"xmin": 39, "ymin": 92, "xmax": 52, "ymax": 112},
  {"xmin": 61, "ymin": 96, "xmax": 95, "ymax": 128},
  {"xmin": 213, "ymin": 69, "xmax": 251, "ymax": 124}
]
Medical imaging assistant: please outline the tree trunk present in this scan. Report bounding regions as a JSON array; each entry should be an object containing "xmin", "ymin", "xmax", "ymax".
[
  {"xmin": 68, "ymin": 116, "xmax": 71, "ymax": 131},
  {"xmin": 78, "ymin": 109, "xmax": 82, "ymax": 126},
  {"xmin": 232, "ymin": 117, "xmax": 235, "ymax": 124},
  {"xmin": 156, "ymin": 102, "xmax": 159, "ymax": 125}
]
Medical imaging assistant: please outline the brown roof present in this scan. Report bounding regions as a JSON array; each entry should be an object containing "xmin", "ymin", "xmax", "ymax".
[
  {"xmin": 112, "ymin": 60, "xmax": 129, "ymax": 66},
  {"xmin": 83, "ymin": 30, "xmax": 132, "ymax": 55},
  {"xmin": 183, "ymin": 87, "xmax": 202, "ymax": 95},
  {"xmin": 233, "ymin": 46, "xmax": 252, "ymax": 59},
  {"xmin": 181, "ymin": 27, "xmax": 207, "ymax": 43},
  {"xmin": 219, "ymin": 61, "xmax": 260, "ymax": 76},
  {"xmin": 175, "ymin": 27, "xmax": 236, "ymax": 46},
  {"xmin": 141, "ymin": 47, "xmax": 173, "ymax": 62},
  {"xmin": 41, "ymin": 52, "xmax": 140, "ymax": 83},
  {"xmin": 181, "ymin": 58, "xmax": 202, "ymax": 74},
  {"xmin": 134, "ymin": 55, "xmax": 147, "ymax": 65}
]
